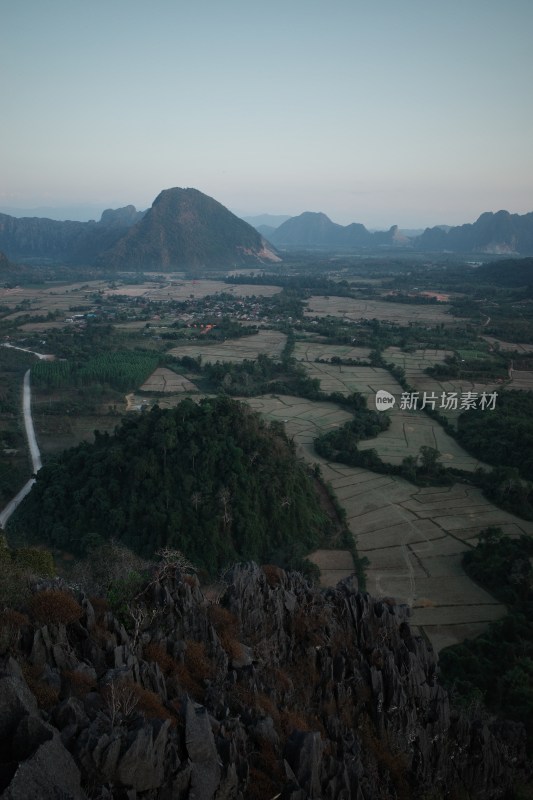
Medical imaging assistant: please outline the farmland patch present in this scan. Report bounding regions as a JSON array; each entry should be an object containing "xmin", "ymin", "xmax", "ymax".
[
  {"xmin": 304, "ymin": 296, "xmax": 453, "ymax": 326},
  {"xmin": 168, "ymin": 329, "xmax": 287, "ymax": 363}
]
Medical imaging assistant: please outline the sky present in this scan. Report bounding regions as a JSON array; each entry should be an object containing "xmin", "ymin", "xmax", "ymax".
[{"xmin": 1, "ymin": 0, "xmax": 532, "ymax": 229}]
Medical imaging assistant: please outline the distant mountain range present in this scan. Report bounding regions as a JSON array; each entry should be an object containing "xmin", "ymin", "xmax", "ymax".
[
  {"xmin": 0, "ymin": 189, "xmax": 278, "ymax": 270},
  {"xmin": 1, "ymin": 190, "xmax": 532, "ymax": 267},
  {"xmin": 245, "ymin": 209, "xmax": 533, "ymax": 255},
  {"xmin": 415, "ymin": 210, "xmax": 533, "ymax": 255},
  {"xmin": 262, "ymin": 211, "xmax": 408, "ymax": 249}
]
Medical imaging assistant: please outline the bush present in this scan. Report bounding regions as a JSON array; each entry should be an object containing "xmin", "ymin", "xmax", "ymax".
[
  {"xmin": 12, "ymin": 548, "xmax": 55, "ymax": 577},
  {"xmin": 208, "ymin": 605, "xmax": 243, "ymax": 660},
  {"xmin": 28, "ymin": 589, "xmax": 83, "ymax": 625},
  {"xmin": 0, "ymin": 609, "xmax": 29, "ymax": 654},
  {"xmin": 143, "ymin": 642, "xmax": 178, "ymax": 675},
  {"xmin": 22, "ymin": 662, "xmax": 59, "ymax": 709},
  {"xmin": 176, "ymin": 639, "xmax": 213, "ymax": 699},
  {"xmin": 62, "ymin": 669, "xmax": 96, "ymax": 698}
]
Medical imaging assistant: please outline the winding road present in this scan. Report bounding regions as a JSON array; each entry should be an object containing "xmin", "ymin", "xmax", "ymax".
[{"xmin": 0, "ymin": 348, "xmax": 45, "ymax": 528}]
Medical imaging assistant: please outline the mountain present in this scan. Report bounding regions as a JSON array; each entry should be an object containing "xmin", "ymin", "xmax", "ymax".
[
  {"xmin": 416, "ymin": 210, "xmax": 533, "ymax": 254},
  {"xmin": 0, "ymin": 203, "xmax": 117, "ymax": 222},
  {"xmin": 241, "ymin": 213, "xmax": 291, "ymax": 229},
  {"xmin": 266, "ymin": 211, "xmax": 407, "ymax": 249},
  {"xmin": 0, "ymin": 190, "xmax": 279, "ymax": 269},
  {"xmin": 0, "ymin": 205, "xmax": 143, "ymax": 263},
  {"xmin": 99, "ymin": 188, "xmax": 279, "ymax": 271},
  {"xmin": 0, "ymin": 250, "xmax": 13, "ymax": 271},
  {"xmin": 255, "ymin": 224, "xmax": 277, "ymax": 238}
]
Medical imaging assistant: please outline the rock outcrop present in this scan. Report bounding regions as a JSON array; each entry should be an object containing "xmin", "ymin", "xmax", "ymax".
[{"xmin": 0, "ymin": 564, "xmax": 528, "ymax": 798}]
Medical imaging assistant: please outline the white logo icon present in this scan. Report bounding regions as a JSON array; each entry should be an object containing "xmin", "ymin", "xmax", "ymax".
[{"xmin": 375, "ymin": 390, "xmax": 396, "ymax": 412}]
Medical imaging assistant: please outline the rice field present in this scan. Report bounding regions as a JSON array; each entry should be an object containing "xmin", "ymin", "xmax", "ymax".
[
  {"xmin": 168, "ymin": 329, "xmax": 287, "ymax": 363},
  {"xmin": 508, "ymin": 370, "xmax": 533, "ymax": 391},
  {"xmin": 104, "ymin": 279, "xmax": 281, "ymax": 300},
  {"xmin": 300, "ymin": 361, "xmax": 487, "ymax": 469},
  {"xmin": 384, "ymin": 346, "xmax": 503, "ymax": 423},
  {"xmin": 139, "ymin": 367, "xmax": 198, "ymax": 393},
  {"xmin": 482, "ymin": 336, "xmax": 533, "ymax": 353},
  {"xmin": 294, "ymin": 340, "xmax": 372, "ymax": 362},
  {"xmin": 304, "ymin": 296, "xmax": 454, "ymax": 326},
  {"xmin": 246, "ymin": 391, "xmax": 533, "ymax": 653}
]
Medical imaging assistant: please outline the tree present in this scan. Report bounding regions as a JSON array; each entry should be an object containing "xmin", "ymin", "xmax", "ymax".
[{"xmin": 418, "ymin": 446, "xmax": 441, "ymax": 475}]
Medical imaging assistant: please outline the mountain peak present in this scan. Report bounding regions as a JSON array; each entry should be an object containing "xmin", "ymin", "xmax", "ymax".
[{"xmin": 100, "ymin": 187, "xmax": 279, "ymax": 270}]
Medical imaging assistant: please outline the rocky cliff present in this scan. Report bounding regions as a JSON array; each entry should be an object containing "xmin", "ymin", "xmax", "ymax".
[
  {"xmin": 0, "ymin": 562, "xmax": 527, "ymax": 799},
  {"xmin": 416, "ymin": 210, "xmax": 533, "ymax": 255},
  {"xmin": 0, "ymin": 206, "xmax": 143, "ymax": 264}
]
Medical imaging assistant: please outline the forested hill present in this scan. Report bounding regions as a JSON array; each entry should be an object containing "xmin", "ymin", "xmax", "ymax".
[{"xmin": 7, "ymin": 398, "xmax": 330, "ymax": 574}]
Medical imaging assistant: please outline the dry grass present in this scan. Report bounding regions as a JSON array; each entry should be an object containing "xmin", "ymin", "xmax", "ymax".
[
  {"xmin": 143, "ymin": 642, "xmax": 179, "ymax": 676},
  {"xmin": 261, "ymin": 564, "xmax": 285, "ymax": 587},
  {"xmin": 62, "ymin": 669, "xmax": 96, "ymax": 698},
  {"xmin": 132, "ymin": 684, "xmax": 174, "ymax": 723},
  {"xmin": 0, "ymin": 609, "xmax": 29, "ymax": 653},
  {"xmin": 280, "ymin": 709, "xmax": 312, "ymax": 735},
  {"xmin": 175, "ymin": 639, "xmax": 213, "ymax": 699},
  {"xmin": 208, "ymin": 605, "xmax": 243, "ymax": 660},
  {"xmin": 21, "ymin": 662, "xmax": 59, "ymax": 709},
  {"xmin": 28, "ymin": 589, "xmax": 83, "ymax": 625}
]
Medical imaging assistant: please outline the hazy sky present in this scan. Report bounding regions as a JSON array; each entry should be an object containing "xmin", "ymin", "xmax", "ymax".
[{"xmin": 2, "ymin": 0, "xmax": 532, "ymax": 228}]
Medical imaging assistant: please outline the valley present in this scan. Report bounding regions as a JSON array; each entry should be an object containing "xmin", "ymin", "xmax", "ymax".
[{"xmin": 2, "ymin": 259, "xmax": 532, "ymax": 658}]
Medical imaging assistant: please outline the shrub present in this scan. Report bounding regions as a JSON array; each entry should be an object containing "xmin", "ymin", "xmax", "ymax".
[
  {"xmin": 107, "ymin": 571, "xmax": 145, "ymax": 624},
  {"xmin": 0, "ymin": 555, "xmax": 31, "ymax": 610},
  {"xmin": 62, "ymin": 669, "xmax": 96, "ymax": 698},
  {"xmin": 21, "ymin": 662, "xmax": 59, "ymax": 710},
  {"xmin": 280, "ymin": 710, "xmax": 311, "ymax": 735},
  {"xmin": 132, "ymin": 684, "xmax": 173, "ymax": 723},
  {"xmin": 88, "ymin": 596, "xmax": 108, "ymax": 622},
  {"xmin": 0, "ymin": 609, "xmax": 29, "ymax": 653},
  {"xmin": 12, "ymin": 547, "xmax": 55, "ymax": 577},
  {"xmin": 28, "ymin": 589, "xmax": 83, "ymax": 625},
  {"xmin": 208, "ymin": 605, "xmax": 243, "ymax": 660},
  {"xmin": 143, "ymin": 642, "xmax": 178, "ymax": 675},
  {"xmin": 261, "ymin": 564, "xmax": 285, "ymax": 587},
  {"xmin": 176, "ymin": 639, "xmax": 213, "ymax": 700}
]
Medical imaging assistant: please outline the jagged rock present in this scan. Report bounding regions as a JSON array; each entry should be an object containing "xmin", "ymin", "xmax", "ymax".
[
  {"xmin": 1, "ymin": 735, "xmax": 86, "ymax": 799},
  {"xmin": 11, "ymin": 715, "xmax": 54, "ymax": 761},
  {"xmin": 53, "ymin": 697, "xmax": 89, "ymax": 732},
  {"xmin": 0, "ymin": 566, "xmax": 529, "ymax": 798},
  {"xmin": 114, "ymin": 719, "xmax": 170, "ymax": 791},
  {"xmin": 0, "ymin": 676, "xmax": 37, "ymax": 737},
  {"xmin": 185, "ymin": 697, "xmax": 221, "ymax": 799},
  {"xmin": 284, "ymin": 730, "xmax": 323, "ymax": 798}
]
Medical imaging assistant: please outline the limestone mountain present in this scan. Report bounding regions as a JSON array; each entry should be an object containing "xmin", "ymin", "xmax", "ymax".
[
  {"xmin": 99, "ymin": 188, "xmax": 279, "ymax": 271},
  {"xmin": 0, "ymin": 250, "xmax": 13, "ymax": 271},
  {"xmin": 0, "ymin": 206, "xmax": 143, "ymax": 263},
  {"xmin": 267, "ymin": 211, "xmax": 405, "ymax": 249},
  {"xmin": 416, "ymin": 210, "xmax": 533, "ymax": 255}
]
